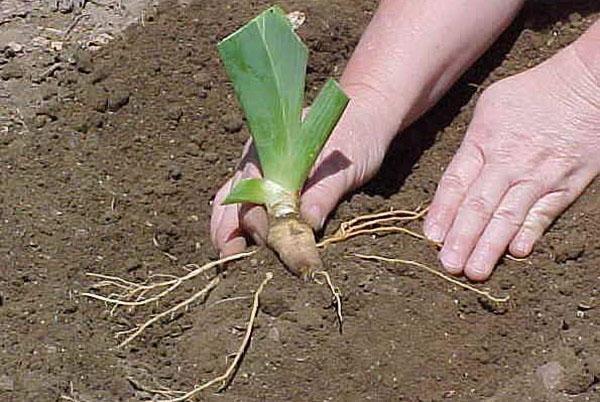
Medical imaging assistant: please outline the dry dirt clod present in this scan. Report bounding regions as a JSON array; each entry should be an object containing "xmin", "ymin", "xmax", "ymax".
[
  {"xmin": 0, "ymin": 375, "xmax": 14, "ymax": 391},
  {"xmin": 86, "ymin": 87, "xmax": 108, "ymax": 112},
  {"xmin": 0, "ymin": 61, "xmax": 24, "ymax": 80},
  {"xmin": 89, "ymin": 67, "xmax": 109, "ymax": 84},
  {"xmin": 167, "ymin": 164, "xmax": 182, "ymax": 181},
  {"xmin": 125, "ymin": 258, "xmax": 142, "ymax": 272},
  {"xmin": 536, "ymin": 361, "xmax": 564, "ymax": 390},
  {"xmin": 223, "ymin": 114, "xmax": 243, "ymax": 133},
  {"xmin": 73, "ymin": 51, "xmax": 93, "ymax": 73},
  {"xmin": 166, "ymin": 106, "xmax": 183, "ymax": 122},
  {"xmin": 107, "ymin": 89, "xmax": 130, "ymax": 112},
  {"xmin": 3, "ymin": 42, "xmax": 24, "ymax": 56},
  {"xmin": 192, "ymin": 71, "xmax": 211, "ymax": 89},
  {"xmin": 51, "ymin": 0, "xmax": 88, "ymax": 14},
  {"xmin": 260, "ymin": 290, "xmax": 292, "ymax": 317}
]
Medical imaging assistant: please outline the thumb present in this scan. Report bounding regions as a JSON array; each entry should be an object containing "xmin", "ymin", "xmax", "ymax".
[{"xmin": 300, "ymin": 164, "xmax": 353, "ymax": 231}]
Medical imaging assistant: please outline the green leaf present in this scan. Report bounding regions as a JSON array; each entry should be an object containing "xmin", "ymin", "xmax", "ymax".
[
  {"xmin": 217, "ymin": 6, "xmax": 308, "ymax": 191},
  {"xmin": 218, "ymin": 7, "xmax": 350, "ymax": 209},
  {"xmin": 289, "ymin": 78, "xmax": 349, "ymax": 190},
  {"xmin": 222, "ymin": 178, "xmax": 268, "ymax": 205},
  {"xmin": 222, "ymin": 178, "xmax": 296, "ymax": 212}
]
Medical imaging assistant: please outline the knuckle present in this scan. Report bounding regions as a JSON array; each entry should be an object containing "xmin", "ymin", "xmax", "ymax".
[
  {"xmin": 491, "ymin": 207, "xmax": 522, "ymax": 229},
  {"xmin": 462, "ymin": 195, "xmax": 493, "ymax": 217},
  {"xmin": 523, "ymin": 209, "xmax": 552, "ymax": 235},
  {"xmin": 439, "ymin": 172, "xmax": 468, "ymax": 193}
]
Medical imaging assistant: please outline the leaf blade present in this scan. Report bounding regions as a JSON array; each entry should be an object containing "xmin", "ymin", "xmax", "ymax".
[
  {"xmin": 217, "ymin": 6, "xmax": 307, "ymax": 190},
  {"xmin": 289, "ymin": 79, "xmax": 349, "ymax": 189},
  {"xmin": 222, "ymin": 179, "xmax": 268, "ymax": 205}
]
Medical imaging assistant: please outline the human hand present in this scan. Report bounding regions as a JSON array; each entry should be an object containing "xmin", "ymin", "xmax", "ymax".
[
  {"xmin": 210, "ymin": 100, "xmax": 389, "ymax": 257},
  {"xmin": 210, "ymin": 0, "xmax": 527, "ymax": 258},
  {"xmin": 424, "ymin": 43, "xmax": 600, "ymax": 281}
]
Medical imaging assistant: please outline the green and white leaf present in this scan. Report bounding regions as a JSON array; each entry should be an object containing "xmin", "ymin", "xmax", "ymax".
[
  {"xmin": 223, "ymin": 178, "xmax": 297, "ymax": 217},
  {"xmin": 218, "ymin": 6, "xmax": 349, "ymax": 208},
  {"xmin": 289, "ymin": 78, "xmax": 348, "ymax": 190},
  {"xmin": 222, "ymin": 178, "xmax": 269, "ymax": 206},
  {"xmin": 218, "ymin": 6, "xmax": 307, "ymax": 190}
]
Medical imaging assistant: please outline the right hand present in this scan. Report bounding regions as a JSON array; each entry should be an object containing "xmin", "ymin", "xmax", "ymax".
[{"xmin": 210, "ymin": 98, "xmax": 392, "ymax": 257}]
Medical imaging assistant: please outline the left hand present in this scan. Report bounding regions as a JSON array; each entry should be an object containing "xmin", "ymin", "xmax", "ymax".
[{"xmin": 424, "ymin": 43, "xmax": 600, "ymax": 281}]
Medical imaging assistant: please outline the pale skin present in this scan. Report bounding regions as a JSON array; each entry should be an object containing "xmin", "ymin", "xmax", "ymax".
[{"xmin": 211, "ymin": 0, "xmax": 600, "ymax": 281}]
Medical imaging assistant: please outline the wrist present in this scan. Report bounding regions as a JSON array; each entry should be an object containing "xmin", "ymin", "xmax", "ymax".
[
  {"xmin": 340, "ymin": 79, "xmax": 410, "ymax": 145},
  {"xmin": 571, "ymin": 20, "xmax": 600, "ymax": 89}
]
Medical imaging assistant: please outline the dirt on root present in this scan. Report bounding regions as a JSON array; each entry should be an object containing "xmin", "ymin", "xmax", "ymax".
[{"xmin": 1, "ymin": 1, "xmax": 599, "ymax": 401}]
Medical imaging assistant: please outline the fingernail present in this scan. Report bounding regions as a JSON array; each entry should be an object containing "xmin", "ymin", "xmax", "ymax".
[
  {"xmin": 467, "ymin": 258, "xmax": 489, "ymax": 276},
  {"xmin": 220, "ymin": 237, "xmax": 246, "ymax": 258},
  {"xmin": 424, "ymin": 220, "xmax": 444, "ymax": 243},
  {"xmin": 440, "ymin": 249, "xmax": 463, "ymax": 272},
  {"xmin": 512, "ymin": 238, "xmax": 530, "ymax": 255}
]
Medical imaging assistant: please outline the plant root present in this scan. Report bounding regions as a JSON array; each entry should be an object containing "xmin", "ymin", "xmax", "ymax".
[
  {"xmin": 154, "ymin": 272, "xmax": 273, "ymax": 402},
  {"xmin": 320, "ymin": 204, "xmax": 525, "ymax": 268},
  {"xmin": 82, "ymin": 250, "xmax": 256, "ymax": 312},
  {"xmin": 82, "ymin": 202, "xmax": 521, "ymax": 401},
  {"xmin": 318, "ymin": 206, "xmax": 429, "ymax": 248},
  {"xmin": 268, "ymin": 216, "xmax": 322, "ymax": 279},
  {"xmin": 314, "ymin": 271, "xmax": 343, "ymax": 333},
  {"xmin": 354, "ymin": 253, "xmax": 509, "ymax": 304},
  {"xmin": 82, "ymin": 251, "xmax": 256, "ymax": 347},
  {"xmin": 116, "ymin": 276, "xmax": 220, "ymax": 348},
  {"xmin": 125, "ymin": 376, "xmax": 187, "ymax": 399}
]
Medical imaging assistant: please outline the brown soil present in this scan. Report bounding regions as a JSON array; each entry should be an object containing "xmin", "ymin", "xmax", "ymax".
[{"xmin": 1, "ymin": 1, "xmax": 599, "ymax": 401}]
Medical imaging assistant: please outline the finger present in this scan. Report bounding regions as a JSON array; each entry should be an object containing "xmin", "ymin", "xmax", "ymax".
[
  {"xmin": 464, "ymin": 181, "xmax": 542, "ymax": 281},
  {"xmin": 237, "ymin": 154, "xmax": 268, "ymax": 245},
  {"xmin": 240, "ymin": 204, "xmax": 268, "ymax": 245},
  {"xmin": 300, "ymin": 169, "xmax": 350, "ymax": 231},
  {"xmin": 211, "ymin": 174, "xmax": 247, "ymax": 257},
  {"xmin": 509, "ymin": 171, "xmax": 596, "ymax": 258},
  {"xmin": 424, "ymin": 141, "xmax": 485, "ymax": 243},
  {"xmin": 439, "ymin": 168, "xmax": 510, "ymax": 274},
  {"xmin": 210, "ymin": 176, "xmax": 234, "ymax": 247},
  {"xmin": 220, "ymin": 231, "xmax": 247, "ymax": 257}
]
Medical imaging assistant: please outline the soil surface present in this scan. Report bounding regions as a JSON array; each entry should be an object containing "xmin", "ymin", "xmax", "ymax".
[{"xmin": 1, "ymin": 1, "xmax": 599, "ymax": 401}]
